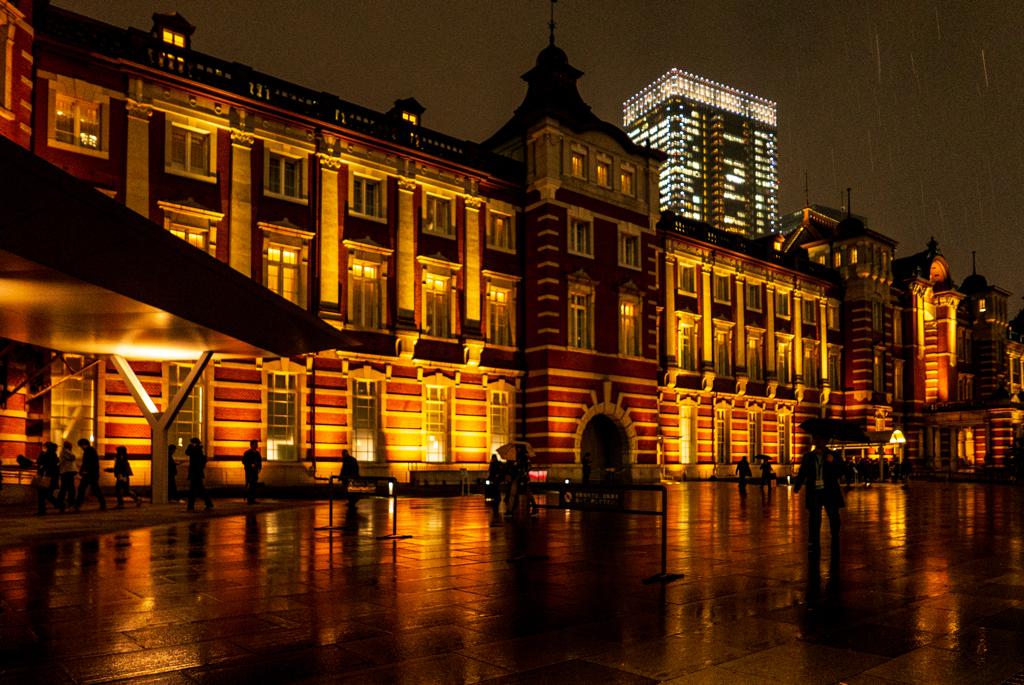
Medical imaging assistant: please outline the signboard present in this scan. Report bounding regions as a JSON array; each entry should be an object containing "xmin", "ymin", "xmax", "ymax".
[{"xmin": 558, "ymin": 487, "xmax": 623, "ymax": 510}]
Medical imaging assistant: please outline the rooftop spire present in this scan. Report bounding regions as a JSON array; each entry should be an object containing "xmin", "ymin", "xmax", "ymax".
[{"xmin": 549, "ymin": 0, "xmax": 557, "ymax": 45}]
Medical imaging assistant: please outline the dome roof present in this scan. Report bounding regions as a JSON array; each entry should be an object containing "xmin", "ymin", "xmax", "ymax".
[
  {"xmin": 836, "ymin": 215, "xmax": 865, "ymax": 238},
  {"xmin": 959, "ymin": 272, "xmax": 989, "ymax": 295},
  {"xmin": 536, "ymin": 43, "xmax": 569, "ymax": 66}
]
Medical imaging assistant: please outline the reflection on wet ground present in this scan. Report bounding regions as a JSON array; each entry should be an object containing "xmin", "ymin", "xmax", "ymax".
[{"xmin": 1, "ymin": 482, "xmax": 1024, "ymax": 684}]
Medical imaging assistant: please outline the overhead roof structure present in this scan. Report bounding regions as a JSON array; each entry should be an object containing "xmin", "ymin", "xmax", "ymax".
[{"xmin": 0, "ymin": 134, "xmax": 352, "ymax": 360}]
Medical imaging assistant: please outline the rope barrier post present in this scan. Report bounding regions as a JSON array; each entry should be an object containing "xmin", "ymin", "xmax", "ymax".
[
  {"xmin": 377, "ymin": 477, "xmax": 412, "ymax": 540},
  {"xmin": 642, "ymin": 485, "xmax": 684, "ymax": 585}
]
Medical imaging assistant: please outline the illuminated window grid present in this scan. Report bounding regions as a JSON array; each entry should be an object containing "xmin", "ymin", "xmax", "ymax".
[
  {"xmin": 678, "ymin": 322, "xmax": 696, "ymax": 372},
  {"xmin": 777, "ymin": 341, "xmax": 791, "ymax": 384},
  {"xmin": 352, "ymin": 177, "xmax": 381, "ymax": 217},
  {"xmin": 715, "ymin": 408, "xmax": 730, "ymax": 464},
  {"xmin": 748, "ymin": 413, "xmax": 762, "ymax": 455},
  {"xmin": 488, "ymin": 289, "xmax": 511, "ymax": 346},
  {"xmin": 424, "ymin": 274, "xmax": 450, "ymax": 338},
  {"xmin": 49, "ymin": 356, "xmax": 96, "ymax": 446},
  {"xmin": 679, "ymin": 406, "xmax": 696, "ymax": 464},
  {"xmin": 269, "ymin": 154, "xmax": 300, "ymax": 198},
  {"xmin": 168, "ymin": 364, "xmax": 203, "ymax": 449},
  {"xmin": 714, "ymin": 329, "xmax": 731, "ymax": 376},
  {"xmin": 571, "ymin": 151, "xmax": 586, "ymax": 178},
  {"xmin": 596, "ymin": 160, "xmax": 609, "ymax": 186},
  {"xmin": 162, "ymin": 29, "xmax": 185, "ymax": 47},
  {"xmin": 747, "ymin": 336, "xmax": 762, "ymax": 381},
  {"xmin": 425, "ymin": 196, "xmax": 452, "ymax": 236},
  {"xmin": 401, "ymin": 111, "xmax": 418, "ymax": 125},
  {"xmin": 620, "ymin": 302, "xmax": 639, "ymax": 357},
  {"xmin": 487, "ymin": 213, "xmax": 513, "ymax": 250},
  {"xmin": 424, "ymin": 386, "xmax": 448, "ymax": 463},
  {"xmin": 55, "ymin": 95, "xmax": 100, "ymax": 150},
  {"xmin": 169, "ymin": 227, "xmax": 205, "ymax": 250},
  {"xmin": 352, "ymin": 379, "xmax": 377, "ymax": 462},
  {"xmin": 569, "ymin": 291, "xmax": 592, "ymax": 349},
  {"xmin": 267, "ymin": 246, "xmax": 299, "ymax": 304},
  {"xmin": 170, "ymin": 127, "xmax": 208, "ymax": 176},
  {"xmin": 620, "ymin": 168, "xmax": 634, "ymax": 195},
  {"xmin": 569, "ymin": 220, "xmax": 592, "ymax": 256},
  {"xmin": 620, "ymin": 233, "xmax": 640, "ymax": 268},
  {"xmin": 267, "ymin": 372, "xmax": 297, "ymax": 461},
  {"xmin": 489, "ymin": 391, "xmax": 510, "ymax": 456},
  {"xmin": 351, "ymin": 263, "xmax": 379, "ymax": 328},
  {"xmin": 778, "ymin": 414, "xmax": 792, "ymax": 464}
]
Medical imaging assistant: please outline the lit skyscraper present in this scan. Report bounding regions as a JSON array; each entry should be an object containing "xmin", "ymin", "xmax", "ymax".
[{"xmin": 624, "ymin": 70, "xmax": 778, "ymax": 237}]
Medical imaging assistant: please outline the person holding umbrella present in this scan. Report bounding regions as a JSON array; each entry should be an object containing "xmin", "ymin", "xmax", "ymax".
[
  {"xmin": 793, "ymin": 429, "xmax": 846, "ymax": 555},
  {"xmin": 758, "ymin": 455, "xmax": 774, "ymax": 491}
]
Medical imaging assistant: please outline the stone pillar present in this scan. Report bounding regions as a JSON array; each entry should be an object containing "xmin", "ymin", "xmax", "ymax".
[
  {"xmin": 793, "ymin": 293, "xmax": 804, "ymax": 384},
  {"xmin": 765, "ymin": 284, "xmax": 776, "ymax": 375},
  {"xmin": 734, "ymin": 276, "xmax": 746, "ymax": 374},
  {"xmin": 317, "ymin": 154, "xmax": 342, "ymax": 314},
  {"xmin": 124, "ymin": 100, "xmax": 153, "ymax": 218},
  {"xmin": 396, "ymin": 177, "xmax": 417, "ymax": 326},
  {"xmin": 819, "ymin": 298, "xmax": 828, "ymax": 386},
  {"xmin": 665, "ymin": 258, "xmax": 676, "ymax": 365},
  {"xmin": 229, "ymin": 129, "xmax": 254, "ymax": 276},
  {"xmin": 464, "ymin": 198, "xmax": 482, "ymax": 334}
]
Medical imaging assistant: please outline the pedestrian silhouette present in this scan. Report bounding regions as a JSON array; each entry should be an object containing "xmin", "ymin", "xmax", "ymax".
[
  {"xmin": 73, "ymin": 438, "xmax": 106, "ymax": 511},
  {"xmin": 793, "ymin": 432, "xmax": 845, "ymax": 555},
  {"xmin": 186, "ymin": 437, "xmax": 213, "ymax": 511},
  {"xmin": 111, "ymin": 446, "xmax": 141, "ymax": 508}
]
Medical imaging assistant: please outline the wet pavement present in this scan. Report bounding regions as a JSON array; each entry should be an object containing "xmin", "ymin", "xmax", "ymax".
[{"xmin": 1, "ymin": 481, "xmax": 1023, "ymax": 684}]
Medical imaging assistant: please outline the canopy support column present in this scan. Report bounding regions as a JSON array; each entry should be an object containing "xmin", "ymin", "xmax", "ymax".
[{"xmin": 109, "ymin": 351, "xmax": 213, "ymax": 504}]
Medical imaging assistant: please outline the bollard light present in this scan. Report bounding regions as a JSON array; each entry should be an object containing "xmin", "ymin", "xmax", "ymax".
[
  {"xmin": 565, "ymin": 479, "xmax": 570, "ymax": 484},
  {"xmin": 388, "ymin": 481, "xmax": 394, "ymax": 496},
  {"xmin": 786, "ymin": 475, "xmax": 791, "ymax": 485},
  {"xmin": 485, "ymin": 479, "xmax": 490, "ymax": 486}
]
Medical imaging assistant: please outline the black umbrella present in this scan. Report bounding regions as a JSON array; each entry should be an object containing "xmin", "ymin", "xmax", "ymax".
[{"xmin": 798, "ymin": 418, "xmax": 870, "ymax": 443}]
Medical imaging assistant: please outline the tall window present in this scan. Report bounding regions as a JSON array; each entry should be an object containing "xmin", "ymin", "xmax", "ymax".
[
  {"xmin": 827, "ymin": 304, "xmax": 840, "ymax": 330},
  {"xmin": 352, "ymin": 177, "xmax": 382, "ymax": 218},
  {"xmin": 893, "ymin": 309, "xmax": 903, "ymax": 345},
  {"xmin": 873, "ymin": 349, "xmax": 885, "ymax": 393},
  {"xmin": 777, "ymin": 341, "xmax": 791, "ymax": 384},
  {"xmin": 168, "ymin": 364, "xmax": 203, "ymax": 449},
  {"xmin": 425, "ymin": 386, "xmax": 448, "ymax": 462},
  {"xmin": 352, "ymin": 379, "xmax": 378, "ymax": 462},
  {"xmin": 713, "ymin": 275, "xmax": 731, "ymax": 302},
  {"xmin": 776, "ymin": 291, "xmax": 790, "ymax": 317},
  {"xmin": 828, "ymin": 350, "xmax": 842, "ymax": 390},
  {"xmin": 620, "ymin": 232, "xmax": 640, "ymax": 268},
  {"xmin": 351, "ymin": 263, "xmax": 380, "ymax": 328},
  {"xmin": 871, "ymin": 300, "xmax": 884, "ymax": 332},
  {"xmin": 169, "ymin": 126, "xmax": 208, "ymax": 176},
  {"xmin": 571, "ymin": 150, "xmax": 587, "ymax": 178},
  {"xmin": 714, "ymin": 329, "xmax": 731, "ymax": 376},
  {"xmin": 678, "ymin": 322, "xmax": 696, "ymax": 371},
  {"xmin": 49, "ymin": 357, "xmax": 96, "ymax": 447},
  {"xmin": 803, "ymin": 299, "xmax": 817, "ymax": 324},
  {"xmin": 894, "ymin": 360, "xmax": 904, "ymax": 401},
  {"xmin": 803, "ymin": 345, "xmax": 818, "ymax": 388},
  {"xmin": 424, "ymin": 274, "xmax": 450, "ymax": 338},
  {"xmin": 748, "ymin": 413, "xmax": 763, "ymax": 456},
  {"xmin": 488, "ymin": 213, "xmax": 513, "ymax": 250},
  {"xmin": 569, "ymin": 219, "xmax": 592, "ymax": 256},
  {"xmin": 747, "ymin": 336, "xmax": 762, "ymax": 382},
  {"xmin": 778, "ymin": 414, "xmax": 792, "ymax": 464},
  {"xmin": 267, "ymin": 246, "xmax": 299, "ymax": 304},
  {"xmin": 55, "ymin": 96, "xmax": 100, "ymax": 150},
  {"xmin": 267, "ymin": 373, "xmax": 298, "ymax": 461},
  {"xmin": 268, "ymin": 154, "xmax": 301, "ymax": 198},
  {"xmin": 620, "ymin": 168, "xmax": 634, "ymax": 195},
  {"xmin": 489, "ymin": 391, "xmax": 511, "ymax": 456},
  {"xmin": 746, "ymin": 283, "xmax": 761, "ymax": 311},
  {"xmin": 488, "ymin": 288, "xmax": 512, "ymax": 346},
  {"xmin": 680, "ymin": 406, "xmax": 696, "ymax": 464},
  {"xmin": 596, "ymin": 160, "xmax": 610, "ymax": 186},
  {"xmin": 569, "ymin": 291, "xmax": 592, "ymax": 349},
  {"xmin": 425, "ymin": 196, "xmax": 452, "ymax": 236},
  {"xmin": 678, "ymin": 264, "xmax": 696, "ymax": 293},
  {"xmin": 620, "ymin": 302, "xmax": 639, "ymax": 356},
  {"xmin": 715, "ymin": 408, "xmax": 730, "ymax": 464}
]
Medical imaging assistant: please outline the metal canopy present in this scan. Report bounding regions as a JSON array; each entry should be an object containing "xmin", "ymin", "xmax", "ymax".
[{"xmin": 0, "ymin": 134, "xmax": 351, "ymax": 360}]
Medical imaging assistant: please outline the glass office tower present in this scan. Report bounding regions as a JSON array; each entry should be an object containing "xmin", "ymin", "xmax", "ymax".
[{"xmin": 625, "ymin": 69, "xmax": 778, "ymax": 237}]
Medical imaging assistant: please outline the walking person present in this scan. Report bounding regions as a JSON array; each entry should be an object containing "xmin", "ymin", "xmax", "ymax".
[
  {"xmin": 581, "ymin": 452, "xmax": 593, "ymax": 484},
  {"xmin": 759, "ymin": 455, "xmax": 774, "ymax": 491},
  {"xmin": 56, "ymin": 441, "xmax": 77, "ymax": 512},
  {"xmin": 486, "ymin": 453, "xmax": 502, "ymax": 503},
  {"xmin": 111, "ymin": 446, "xmax": 141, "ymax": 508},
  {"xmin": 340, "ymin": 449, "xmax": 360, "ymax": 508},
  {"xmin": 508, "ymin": 445, "xmax": 538, "ymax": 517},
  {"xmin": 242, "ymin": 439, "xmax": 262, "ymax": 504},
  {"xmin": 73, "ymin": 438, "xmax": 106, "ymax": 511},
  {"xmin": 900, "ymin": 455, "xmax": 912, "ymax": 489},
  {"xmin": 34, "ymin": 442, "xmax": 60, "ymax": 515},
  {"xmin": 168, "ymin": 444, "xmax": 180, "ymax": 502},
  {"xmin": 186, "ymin": 437, "xmax": 213, "ymax": 511},
  {"xmin": 793, "ymin": 431, "xmax": 846, "ymax": 555},
  {"xmin": 736, "ymin": 455, "xmax": 752, "ymax": 494}
]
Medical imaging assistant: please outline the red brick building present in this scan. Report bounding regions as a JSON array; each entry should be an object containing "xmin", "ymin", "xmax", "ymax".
[{"xmin": 1, "ymin": 1, "xmax": 1020, "ymax": 488}]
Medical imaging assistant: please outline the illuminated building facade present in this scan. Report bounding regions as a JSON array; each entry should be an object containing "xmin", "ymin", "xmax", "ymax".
[
  {"xmin": 624, "ymin": 70, "xmax": 778, "ymax": 238},
  {"xmin": 0, "ymin": 2, "xmax": 1021, "ymax": 489}
]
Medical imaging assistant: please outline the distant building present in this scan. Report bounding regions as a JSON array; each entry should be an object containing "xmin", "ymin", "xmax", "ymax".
[{"xmin": 624, "ymin": 70, "xmax": 778, "ymax": 238}]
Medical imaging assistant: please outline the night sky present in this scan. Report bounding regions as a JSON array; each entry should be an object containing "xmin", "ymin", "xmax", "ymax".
[{"xmin": 55, "ymin": 0, "xmax": 1024, "ymax": 314}]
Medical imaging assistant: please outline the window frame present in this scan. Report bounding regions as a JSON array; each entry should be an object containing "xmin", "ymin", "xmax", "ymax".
[
  {"xmin": 747, "ymin": 334, "xmax": 763, "ymax": 382},
  {"xmin": 618, "ymin": 227, "xmax": 641, "ymax": 270},
  {"xmin": 266, "ymin": 371, "xmax": 299, "ymax": 462},
  {"xmin": 679, "ymin": 404, "xmax": 697, "ymax": 464},
  {"xmin": 776, "ymin": 337, "xmax": 792, "ymax": 385},
  {"xmin": 748, "ymin": 411, "xmax": 763, "ymax": 456},
  {"xmin": 423, "ymin": 194, "xmax": 455, "ymax": 237},
  {"xmin": 803, "ymin": 298, "xmax": 818, "ymax": 325},
  {"xmin": 713, "ymin": 274, "xmax": 732, "ymax": 304},
  {"xmin": 264, "ymin": 149, "xmax": 308, "ymax": 203},
  {"xmin": 351, "ymin": 378, "xmax": 380, "ymax": 462},
  {"xmin": 423, "ymin": 272, "xmax": 453, "ymax": 339},
  {"xmin": 350, "ymin": 261, "xmax": 382, "ymax": 329},
  {"xmin": 871, "ymin": 300, "xmax": 884, "ymax": 332},
  {"xmin": 568, "ymin": 288, "xmax": 594, "ymax": 350},
  {"xmin": 714, "ymin": 326, "xmax": 733, "ymax": 377},
  {"xmin": 165, "ymin": 121, "xmax": 216, "ymax": 182},
  {"xmin": 677, "ymin": 317, "xmax": 698, "ymax": 372},
  {"xmin": 568, "ymin": 218, "xmax": 593, "ymax": 258},
  {"xmin": 620, "ymin": 164, "xmax": 635, "ymax": 196},
  {"xmin": 619, "ymin": 298, "xmax": 641, "ymax": 358},
  {"xmin": 873, "ymin": 348, "xmax": 886, "ymax": 393},
  {"xmin": 570, "ymin": 148, "xmax": 587, "ymax": 179},
  {"xmin": 746, "ymin": 282, "xmax": 762, "ymax": 312},
  {"xmin": 487, "ymin": 211, "xmax": 515, "ymax": 252},
  {"xmin": 487, "ymin": 285, "xmax": 514, "ymax": 347},
  {"xmin": 351, "ymin": 174, "xmax": 385, "ymax": 221},
  {"xmin": 424, "ymin": 385, "xmax": 451, "ymax": 463},
  {"xmin": 776, "ymin": 291, "xmax": 790, "ymax": 318},
  {"xmin": 678, "ymin": 263, "xmax": 697, "ymax": 295},
  {"xmin": 715, "ymin": 407, "xmax": 731, "ymax": 464},
  {"xmin": 46, "ymin": 77, "xmax": 112, "ymax": 159}
]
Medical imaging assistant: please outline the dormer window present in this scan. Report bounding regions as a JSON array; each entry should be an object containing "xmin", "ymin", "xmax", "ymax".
[
  {"xmin": 401, "ymin": 111, "xmax": 418, "ymax": 125},
  {"xmin": 978, "ymin": 298, "xmax": 987, "ymax": 314},
  {"xmin": 162, "ymin": 29, "xmax": 185, "ymax": 48}
]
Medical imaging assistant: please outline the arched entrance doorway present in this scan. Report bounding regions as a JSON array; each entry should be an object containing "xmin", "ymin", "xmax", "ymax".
[{"xmin": 581, "ymin": 414, "xmax": 625, "ymax": 477}]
